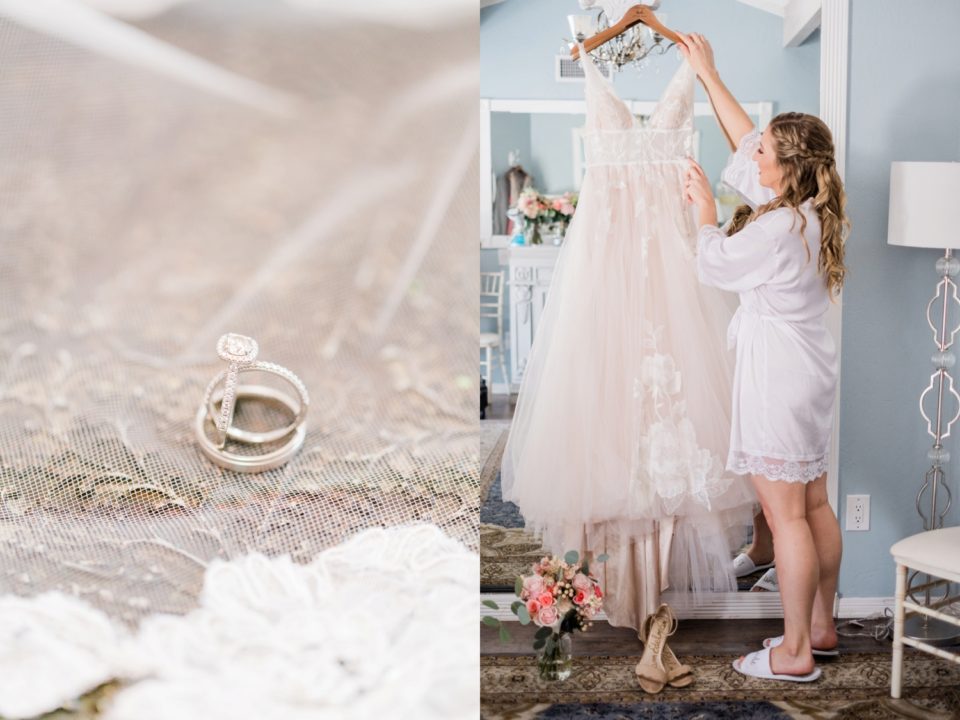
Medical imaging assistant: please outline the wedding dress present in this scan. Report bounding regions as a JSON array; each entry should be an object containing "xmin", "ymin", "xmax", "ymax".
[{"xmin": 501, "ymin": 49, "xmax": 756, "ymax": 630}]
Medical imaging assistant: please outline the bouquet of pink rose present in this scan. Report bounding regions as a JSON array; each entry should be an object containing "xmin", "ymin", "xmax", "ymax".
[
  {"xmin": 482, "ymin": 550, "xmax": 606, "ymax": 680},
  {"xmin": 515, "ymin": 189, "xmax": 579, "ymax": 244}
]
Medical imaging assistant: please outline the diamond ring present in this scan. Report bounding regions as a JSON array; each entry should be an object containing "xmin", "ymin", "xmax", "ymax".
[{"xmin": 195, "ymin": 333, "xmax": 309, "ymax": 472}]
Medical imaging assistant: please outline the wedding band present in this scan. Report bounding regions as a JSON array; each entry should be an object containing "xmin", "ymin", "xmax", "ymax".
[
  {"xmin": 203, "ymin": 361, "xmax": 309, "ymax": 445},
  {"xmin": 194, "ymin": 384, "xmax": 306, "ymax": 473}
]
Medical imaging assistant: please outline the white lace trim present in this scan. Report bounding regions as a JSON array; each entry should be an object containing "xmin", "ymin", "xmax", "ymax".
[{"xmin": 727, "ymin": 451, "xmax": 829, "ymax": 483}]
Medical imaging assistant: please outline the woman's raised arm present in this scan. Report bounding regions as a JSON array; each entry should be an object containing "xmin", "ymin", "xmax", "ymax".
[{"xmin": 676, "ymin": 32, "xmax": 754, "ymax": 151}]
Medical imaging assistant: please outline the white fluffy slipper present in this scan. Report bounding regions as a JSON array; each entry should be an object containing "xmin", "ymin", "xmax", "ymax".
[
  {"xmin": 732, "ymin": 648, "xmax": 821, "ymax": 683},
  {"xmin": 762, "ymin": 635, "xmax": 840, "ymax": 657},
  {"xmin": 732, "ymin": 553, "xmax": 774, "ymax": 578}
]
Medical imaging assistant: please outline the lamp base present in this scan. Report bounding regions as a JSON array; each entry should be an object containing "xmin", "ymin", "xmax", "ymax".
[{"xmin": 905, "ymin": 614, "xmax": 960, "ymax": 646}]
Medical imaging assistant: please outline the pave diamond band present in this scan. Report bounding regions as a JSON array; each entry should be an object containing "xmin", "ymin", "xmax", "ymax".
[{"xmin": 196, "ymin": 333, "xmax": 308, "ymax": 473}]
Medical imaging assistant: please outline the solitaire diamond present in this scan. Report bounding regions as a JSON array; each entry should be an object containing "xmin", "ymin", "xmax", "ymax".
[{"xmin": 217, "ymin": 333, "xmax": 259, "ymax": 364}]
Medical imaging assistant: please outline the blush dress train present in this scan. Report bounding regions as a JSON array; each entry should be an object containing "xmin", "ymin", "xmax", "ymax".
[{"xmin": 500, "ymin": 49, "xmax": 756, "ymax": 631}]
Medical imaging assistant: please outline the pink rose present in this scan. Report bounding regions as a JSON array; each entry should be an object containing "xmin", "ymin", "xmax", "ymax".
[
  {"xmin": 537, "ymin": 604, "xmax": 559, "ymax": 626},
  {"xmin": 560, "ymin": 202, "xmax": 575, "ymax": 215},
  {"xmin": 523, "ymin": 574, "xmax": 546, "ymax": 597},
  {"xmin": 594, "ymin": 584, "xmax": 603, "ymax": 599},
  {"xmin": 552, "ymin": 198, "xmax": 563, "ymax": 211},
  {"xmin": 538, "ymin": 592, "xmax": 554, "ymax": 607},
  {"xmin": 574, "ymin": 590, "xmax": 586, "ymax": 605},
  {"xmin": 526, "ymin": 599, "xmax": 540, "ymax": 615},
  {"xmin": 572, "ymin": 573, "xmax": 592, "ymax": 592}
]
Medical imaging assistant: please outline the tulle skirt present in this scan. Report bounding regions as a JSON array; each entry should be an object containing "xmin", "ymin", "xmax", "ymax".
[{"xmin": 501, "ymin": 160, "xmax": 757, "ymax": 630}]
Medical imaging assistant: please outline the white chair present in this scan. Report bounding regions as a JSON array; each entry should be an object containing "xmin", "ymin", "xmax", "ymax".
[
  {"xmin": 890, "ymin": 526, "xmax": 960, "ymax": 698},
  {"xmin": 480, "ymin": 270, "xmax": 509, "ymax": 391}
]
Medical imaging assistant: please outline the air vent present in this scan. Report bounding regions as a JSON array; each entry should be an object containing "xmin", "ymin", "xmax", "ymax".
[{"xmin": 555, "ymin": 54, "xmax": 612, "ymax": 82}]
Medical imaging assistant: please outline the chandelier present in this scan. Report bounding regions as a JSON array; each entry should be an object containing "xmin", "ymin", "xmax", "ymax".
[{"xmin": 566, "ymin": 9, "xmax": 674, "ymax": 72}]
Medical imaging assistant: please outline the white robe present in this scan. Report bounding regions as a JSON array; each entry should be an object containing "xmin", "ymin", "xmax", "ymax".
[{"xmin": 696, "ymin": 129, "xmax": 838, "ymax": 483}]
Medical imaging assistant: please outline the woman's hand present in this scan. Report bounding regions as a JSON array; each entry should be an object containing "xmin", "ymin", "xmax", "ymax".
[
  {"xmin": 676, "ymin": 32, "xmax": 718, "ymax": 82},
  {"xmin": 685, "ymin": 158, "xmax": 718, "ymax": 227}
]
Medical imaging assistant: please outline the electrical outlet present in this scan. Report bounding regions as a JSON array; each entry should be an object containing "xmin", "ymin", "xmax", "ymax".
[{"xmin": 845, "ymin": 494, "xmax": 870, "ymax": 531}]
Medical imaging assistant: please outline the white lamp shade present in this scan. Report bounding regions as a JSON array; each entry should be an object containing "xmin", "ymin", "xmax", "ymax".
[{"xmin": 888, "ymin": 161, "xmax": 960, "ymax": 249}]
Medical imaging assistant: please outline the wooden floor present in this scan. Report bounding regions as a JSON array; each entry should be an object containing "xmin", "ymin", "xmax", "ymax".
[
  {"xmin": 483, "ymin": 393, "xmax": 514, "ymax": 420},
  {"xmin": 482, "ymin": 618, "xmax": 894, "ymax": 657}
]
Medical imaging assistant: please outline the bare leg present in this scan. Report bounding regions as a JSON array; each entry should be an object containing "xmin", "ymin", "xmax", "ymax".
[
  {"xmin": 747, "ymin": 473, "xmax": 817, "ymax": 676},
  {"xmin": 746, "ymin": 508, "xmax": 774, "ymax": 566},
  {"xmin": 805, "ymin": 472, "xmax": 841, "ymax": 650}
]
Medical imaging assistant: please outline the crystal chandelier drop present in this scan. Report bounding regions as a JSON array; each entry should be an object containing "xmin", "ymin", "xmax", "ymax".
[{"xmin": 567, "ymin": 10, "xmax": 674, "ymax": 72}]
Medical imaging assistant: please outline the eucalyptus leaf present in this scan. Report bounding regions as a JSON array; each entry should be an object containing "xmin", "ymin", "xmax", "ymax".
[
  {"xmin": 597, "ymin": 553, "xmax": 609, "ymax": 563},
  {"xmin": 481, "ymin": 616, "xmax": 500, "ymax": 627},
  {"xmin": 499, "ymin": 624, "xmax": 511, "ymax": 642},
  {"xmin": 511, "ymin": 601, "xmax": 523, "ymax": 613},
  {"xmin": 482, "ymin": 600, "xmax": 499, "ymax": 610},
  {"xmin": 515, "ymin": 576, "xmax": 523, "ymax": 596},
  {"xmin": 564, "ymin": 550, "xmax": 579, "ymax": 565},
  {"xmin": 517, "ymin": 605, "xmax": 531, "ymax": 625},
  {"xmin": 535, "ymin": 626, "xmax": 553, "ymax": 640},
  {"xmin": 533, "ymin": 638, "xmax": 546, "ymax": 650}
]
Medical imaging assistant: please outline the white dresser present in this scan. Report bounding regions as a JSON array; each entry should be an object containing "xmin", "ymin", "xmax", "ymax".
[{"xmin": 498, "ymin": 245, "xmax": 562, "ymax": 391}]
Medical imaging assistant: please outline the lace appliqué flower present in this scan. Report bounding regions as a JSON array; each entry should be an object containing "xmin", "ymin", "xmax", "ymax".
[{"xmin": 632, "ymin": 324, "xmax": 729, "ymax": 514}]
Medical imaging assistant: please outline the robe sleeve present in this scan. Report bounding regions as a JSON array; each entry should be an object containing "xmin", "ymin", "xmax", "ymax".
[
  {"xmin": 696, "ymin": 219, "xmax": 780, "ymax": 293},
  {"xmin": 721, "ymin": 128, "xmax": 777, "ymax": 210}
]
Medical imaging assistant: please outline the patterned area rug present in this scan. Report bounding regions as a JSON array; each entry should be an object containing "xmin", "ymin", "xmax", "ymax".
[
  {"xmin": 481, "ymin": 652, "xmax": 960, "ymax": 719},
  {"xmin": 480, "ymin": 419, "xmax": 547, "ymax": 591}
]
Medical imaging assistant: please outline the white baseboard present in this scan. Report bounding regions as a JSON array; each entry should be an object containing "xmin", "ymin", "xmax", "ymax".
[
  {"xmin": 836, "ymin": 596, "xmax": 895, "ymax": 619},
  {"xmin": 481, "ymin": 592, "xmax": 895, "ymax": 621}
]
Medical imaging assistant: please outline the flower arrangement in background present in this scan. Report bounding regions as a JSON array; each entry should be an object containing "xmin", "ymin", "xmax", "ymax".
[
  {"xmin": 481, "ymin": 550, "xmax": 605, "ymax": 681},
  {"xmin": 516, "ymin": 188, "xmax": 579, "ymax": 244}
]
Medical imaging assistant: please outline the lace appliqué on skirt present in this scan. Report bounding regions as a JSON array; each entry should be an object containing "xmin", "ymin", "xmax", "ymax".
[
  {"xmin": 633, "ymin": 323, "xmax": 732, "ymax": 514},
  {"xmin": 727, "ymin": 450, "xmax": 829, "ymax": 483}
]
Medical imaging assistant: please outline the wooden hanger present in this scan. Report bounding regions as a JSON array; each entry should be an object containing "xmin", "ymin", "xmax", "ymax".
[{"xmin": 570, "ymin": 5, "xmax": 680, "ymax": 61}]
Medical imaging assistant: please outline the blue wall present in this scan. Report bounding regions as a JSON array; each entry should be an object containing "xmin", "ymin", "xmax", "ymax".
[{"xmin": 838, "ymin": 0, "xmax": 960, "ymax": 598}]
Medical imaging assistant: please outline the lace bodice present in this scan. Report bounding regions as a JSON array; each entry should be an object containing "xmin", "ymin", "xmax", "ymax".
[{"xmin": 579, "ymin": 45, "xmax": 694, "ymax": 167}]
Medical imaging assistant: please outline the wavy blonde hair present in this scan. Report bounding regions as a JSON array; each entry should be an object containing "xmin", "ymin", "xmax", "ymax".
[{"xmin": 727, "ymin": 112, "xmax": 850, "ymax": 299}]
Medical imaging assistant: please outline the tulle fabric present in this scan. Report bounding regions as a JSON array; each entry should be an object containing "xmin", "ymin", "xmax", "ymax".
[{"xmin": 501, "ymin": 52, "xmax": 756, "ymax": 630}]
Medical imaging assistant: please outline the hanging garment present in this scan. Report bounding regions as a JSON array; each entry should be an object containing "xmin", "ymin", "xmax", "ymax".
[
  {"xmin": 493, "ymin": 165, "xmax": 533, "ymax": 235},
  {"xmin": 501, "ymin": 48, "xmax": 755, "ymax": 631}
]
